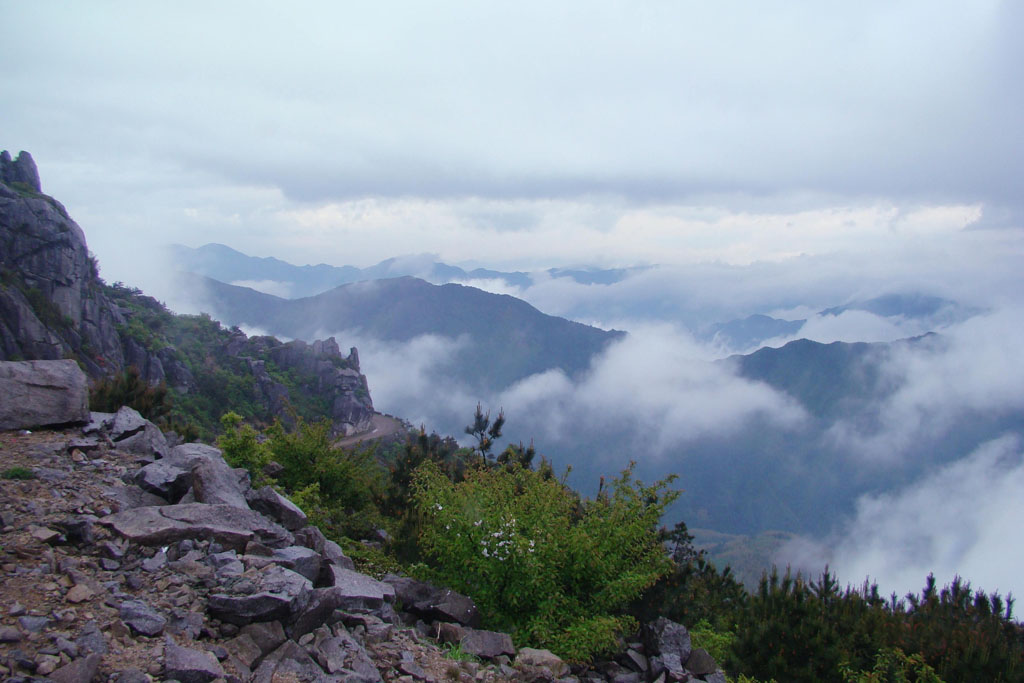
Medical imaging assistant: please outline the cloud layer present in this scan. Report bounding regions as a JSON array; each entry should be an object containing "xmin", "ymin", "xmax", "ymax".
[{"xmin": 781, "ymin": 435, "xmax": 1024, "ymax": 598}]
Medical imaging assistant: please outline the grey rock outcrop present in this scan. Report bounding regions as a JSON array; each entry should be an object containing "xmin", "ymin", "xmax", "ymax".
[
  {"xmin": 248, "ymin": 485, "xmax": 308, "ymax": 530},
  {"xmin": 382, "ymin": 574, "xmax": 480, "ymax": 627},
  {"xmin": 0, "ymin": 359, "xmax": 89, "ymax": 429},
  {"xmin": 207, "ymin": 564, "xmax": 313, "ymax": 625},
  {"xmin": 164, "ymin": 639, "xmax": 226, "ymax": 683},
  {"xmin": 108, "ymin": 406, "xmax": 168, "ymax": 457},
  {"xmin": 101, "ymin": 503, "xmax": 293, "ymax": 550},
  {"xmin": 0, "ymin": 150, "xmax": 41, "ymax": 192},
  {"xmin": 1, "ymin": 151, "xmax": 376, "ymax": 437}
]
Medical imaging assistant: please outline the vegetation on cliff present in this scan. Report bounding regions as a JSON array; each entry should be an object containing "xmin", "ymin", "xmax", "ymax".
[
  {"xmin": 212, "ymin": 406, "xmax": 1024, "ymax": 679},
  {"xmin": 89, "ymin": 281, "xmax": 367, "ymax": 440}
]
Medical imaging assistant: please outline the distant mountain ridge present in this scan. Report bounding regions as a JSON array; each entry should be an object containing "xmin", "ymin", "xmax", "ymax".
[
  {"xmin": 168, "ymin": 243, "xmax": 646, "ymax": 298},
  {"xmin": 187, "ymin": 273, "xmax": 624, "ymax": 393}
]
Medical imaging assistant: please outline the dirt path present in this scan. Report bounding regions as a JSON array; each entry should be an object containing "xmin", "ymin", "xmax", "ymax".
[{"xmin": 335, "ymin": 413, "xmax": 407, "ymax": 449}]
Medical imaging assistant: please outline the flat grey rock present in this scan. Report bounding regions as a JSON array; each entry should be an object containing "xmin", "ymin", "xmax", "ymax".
[
  {"xmin": 48, "ymin": 652, "xmax": 102, "ymax": 683},
  {"xmin": 248, "ymin": 486, "xmax": 308, "ymax": 531},
  {"xmin": 164, "ymin": 640, "xmax": 226, "ymax": 683},
  {"xmin": 119, "ymin": 599, "xmax": 165, "ymax": 637},
  {"xmin": 271, "ymin": 545, "xmax": 322, "ymax": 582},
  {"xmin": 208, "ymin": 565, "xmax": 312, "ymax": 626},
  {"xmin": 0, "ymin": 360, "xmax": 89, "ymax": 430},
  {"xmin": 461, "ymin": 628, "xmax": 515, "ymax": 659},
  {"xmin": 101, "ymin": 503, "xmax": 293, "ymax": 551}
]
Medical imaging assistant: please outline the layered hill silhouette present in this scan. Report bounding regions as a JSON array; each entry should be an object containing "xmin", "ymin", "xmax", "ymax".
[
  {"xmin": 187, "ymin": 274, "xmax": 624, "ymax": 393},
  {"xmin": 169, "ymin": 242, "xmax": 643, "ymax": 298}
]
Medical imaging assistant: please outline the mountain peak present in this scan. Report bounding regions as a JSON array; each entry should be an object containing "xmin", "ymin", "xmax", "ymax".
[{"xmin": 0, "ymin": 150, "xmax": 41, "ymax": 193}]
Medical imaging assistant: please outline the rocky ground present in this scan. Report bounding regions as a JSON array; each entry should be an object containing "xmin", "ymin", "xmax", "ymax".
[
  {"xmin": 0, "ymin": 423, "xmax": 525, "ymax": 683},
  {"xmin": 0, "ymin": 378, "xmax": 723, "ymax": 683}
]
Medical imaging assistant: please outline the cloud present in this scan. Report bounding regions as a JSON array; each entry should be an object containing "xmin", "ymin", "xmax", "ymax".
[
  {"xmin": 826, "ymin": 307, "xmax": 1024, "ymax": 462},
  {"xmin": 230, "ymin": 279, "xmax": 293, "ymax": 298},
  {"xmin": 4, "ymin": 2, "xmax": 1023, "ymax": 289},
  {"xmin": 778, "ymin": 435, "xmax": 1024, "ymax": 598},
  {"xmin": 337, "ymin": 322, "xmax": 806, "ymax": 459},
  {"xmin": 322, "ymin": 332, "xmax": 479, "ymax": 431}
]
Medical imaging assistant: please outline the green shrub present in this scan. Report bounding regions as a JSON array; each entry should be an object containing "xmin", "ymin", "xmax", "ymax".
[
  {"xmin": 690, "ymin": 619, "xmax": 736, "ymax": 667},
  {"xmin": 1, "ymin": 466, "xmax": 35, "ymax": 480},
  {"xmin": 840, "ymin": 648, "xmax": 945, "ymax": 683},
  {"xmin": 263, "ymin": 417, "xmax": 385, "ymax": 539},
  {"xmin": 412, "ymin": 460, "xmax": 678, "ymax": 662},
  {"xmin": 89, "ymin": 366, "xmax": 171, "ymax": 421},
  {"xmin": 217, "ymin": 411, "xmax": 270, "ymax": 481}
]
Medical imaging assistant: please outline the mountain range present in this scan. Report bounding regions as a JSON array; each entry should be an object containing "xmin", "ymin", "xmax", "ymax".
[
  {"xmin": 168, "ymin": 242, "xmax": 644, "ymax": 299},
  {"xmin": 184, "ymin": 273, "xmax": 623, "ymax": 394}
]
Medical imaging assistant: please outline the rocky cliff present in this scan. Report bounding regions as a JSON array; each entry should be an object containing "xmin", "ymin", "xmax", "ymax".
[{"xmin": 0, "ymin": 150, "xmax": 374, "ymax": 436}]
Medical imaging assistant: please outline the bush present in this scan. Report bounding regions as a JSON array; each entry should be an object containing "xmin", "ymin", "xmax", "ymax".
[
  {"xmin": 217, "ymin": 411, "xmax": 270, "ymax": 480},
  {"xmin": 840, "ymin": 648, "xmax": 945, "ymax": 683},
  {"xmin": 89, "ymin": 366, "xmax": 171, "ymax": 421},
  {"xmin": 412, "ymin": 460, "xmax": 678, "ymax": 662},
  {"xmin": 2, "ymin": 466, "xmax": 35, "ymax": 480}
]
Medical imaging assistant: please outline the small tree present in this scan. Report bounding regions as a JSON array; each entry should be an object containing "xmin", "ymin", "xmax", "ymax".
[{"xmin": 465, "ymin": 403, "xmax": 505, "ymax": 458}]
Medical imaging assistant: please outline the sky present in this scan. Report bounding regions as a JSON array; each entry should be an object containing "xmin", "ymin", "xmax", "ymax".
[
  {"xmin": 5, "ymin": 2, "xmax": 1024, "ymax": 598},
  {"xmin": 3, "ymin": 1, "xmax": 1023, "ymax": 286}
]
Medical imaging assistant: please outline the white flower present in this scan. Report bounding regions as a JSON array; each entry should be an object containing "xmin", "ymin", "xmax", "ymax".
[
  {"xmin": 434, "ymin": 503, "xmax": 443, "ymax": 511},
  {"xmin": 473, "ymin": 520, "xmax": 482, "ymax": 527}
]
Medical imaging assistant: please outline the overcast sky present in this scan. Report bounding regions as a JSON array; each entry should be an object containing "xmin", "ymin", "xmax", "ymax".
[
  {"xmin": 5, "ymin": 1, "xmax": 1024, "ymax": 598},
  {"xmin": 3, "ymin": 1, "xmax": 1023, "ymax": 285}
]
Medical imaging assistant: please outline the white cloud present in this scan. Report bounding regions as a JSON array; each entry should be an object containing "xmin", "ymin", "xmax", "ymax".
[
  {"xmin": 344, "ymin": 322, "xmax": 806, "ymax": 459},
  {"xmin": 778, "ymin": 435, "xmax": 1024, "ymax": 598},
  {"xmin": 230, "ymin": 279, "xmax": 293, "ymax": 298},
  {"xmin": 827, "ymin": 307, "xmax": 1024, "ymax": 462}
]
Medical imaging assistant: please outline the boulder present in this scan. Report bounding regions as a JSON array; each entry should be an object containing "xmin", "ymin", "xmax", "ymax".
[
  {"xmin": 166, "ymin": 442, "xmax": 223, "ymax": 468},
  {"xmin": 0, "ymin": 360, "xmax": 89, "ymax": 430},
  {"xmin": 134, "ymin": 460, "xmax": 193, "ymax": 501},
  {"xmin": 645, "ymin": 617, "xmax": 692, "ymax": 664},
  {"xmin": 119, "ymin": 599, "xmax": 166, "ymax": 637},
  {"xmin": 271, "ymin": 545, "xmax": 322, "ymax": 582},
  {"xmin": 192, "ymin": 458, "xmax": 250, "ymax": 508},
  {"xmin": 460, "ymin": 627, "xmax": 516, "ymax": 659},
  {"xmin": 323, "ymin": 565, "xmax": 395, "ymax": 608},
  {"xmin": 101, "ymin": 503, "xmax": 294, "ymax": 551},
  {"xmin": 108, "ymin": 405, "xmax": 150, "ymax": 440},
  {"xmin": 164, "ymin": 639, "xmax": 226, "ymax": 683},
  {"xmin": 248, "ymin": 486, "xmax": 308, "ymax": 531},
  {"xmin": 515, "ymin": 647, "xmax": 570, "ymax": 677},
  {"xmin": 250, "ymin": 639, "xmax": 327, "ymax": 683},
  {"xmin": 207, "ymin": 565, "xmax": 313, "ymax": 625},
  {"xmin": 311, "ymin": 624, "xmax": 381, "ymax": 681},
  {"xmin": 382, "ymin": 574, "xmax": 480, "ymax": 626},
  {"xmin": 47, "ymin": 652, "xmax": 102, "ymax": 683},
  {"xmin": 109, "ymin": 406, "xmax": 167, "ymax": 457},
  {"xmin": 685, "ymin": 648, "xmax": 718, "ymax": 676},
  {"xmin": 290, "ymin": 567, "xmax": 396, "ymax": 637},
  {"xmin": 238, "ymin": 620, "xmax": 287, "ymax": 655}
]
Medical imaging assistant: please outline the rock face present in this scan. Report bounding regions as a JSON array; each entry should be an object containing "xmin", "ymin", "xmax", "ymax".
[
  {"xmin": 229, "ymin": 332, "xmax": 375, "ymax": 436},
  {"xmin": 0, "ymin": 359, "xmax": 89, "ymax": 429},
  {"xmin": 0, "ymin": 150, "xmax": 41, "ymax": 192},
  {"xmin": 0, "ymin": 150, "xmax": 376, "ymax": 436}
]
